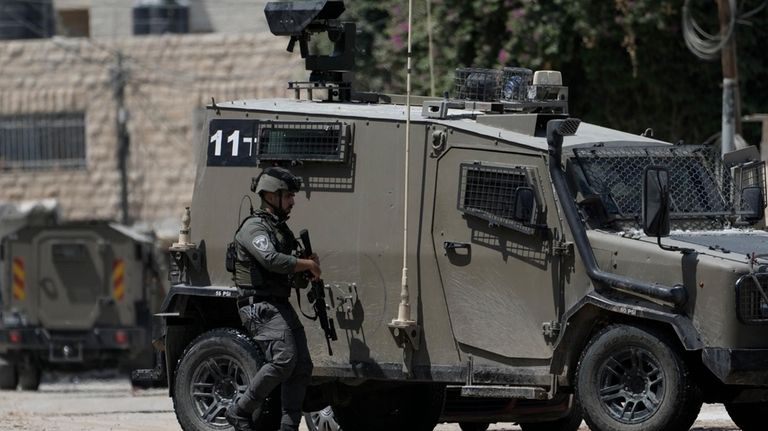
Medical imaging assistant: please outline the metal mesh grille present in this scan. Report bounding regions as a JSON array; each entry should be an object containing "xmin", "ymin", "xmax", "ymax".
[
  {"xmin": 0, "ymin": 112, "xmax": 86, "ymax": 170},
  {"xmin": 454, "ymin": 68, "xmax": 503, "ymax": 102},
  {"xmin": 558, "ymin": 118, "xmax": 581, "ymax": 136},
  {"xmin": 458, "ymin": 163, "xmax": 536, "ymax": 234},
  {"xmin": 257, "ymin": 122, "xmax": 346, "ymax": 163},
  {"xmin": 452, "ymin": 67, "xmax": 569, "ymax": 113},
  {"xmin": 572, "ymin": 145, "xmax": 766, "ymax": 221},
  {"xmin": 500, "ymin": 67, "xmax": 532, "ymax": 102},
  {"xmin": 736, "ymin": 275, "xmax": 768, "ymax": 325}
]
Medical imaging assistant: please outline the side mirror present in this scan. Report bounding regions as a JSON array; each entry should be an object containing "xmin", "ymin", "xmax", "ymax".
[
  {"xmin": 741, "ymin": 186, "xmax": 765, "ymax": 222},
  {"xmin": 514, "ymin": 187, "xmax": 535, "ymax": 223},
  {"xmin": 643, "ymin": 166, "xmax": 670, "ymax": 237}
]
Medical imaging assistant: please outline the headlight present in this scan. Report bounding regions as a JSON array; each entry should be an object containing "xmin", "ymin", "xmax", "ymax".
[{"xmin": 736, "ymin": 273, "xmax": 768, "ymax": 324}]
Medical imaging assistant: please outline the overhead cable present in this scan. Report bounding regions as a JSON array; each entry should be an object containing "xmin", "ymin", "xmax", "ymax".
[
  {"xmin": 683, "ymin": 0, "xmax": 766, "ymax": 59},
  {"xmin": 683, "ymin": 0, "xmax": 738, "ymax": 60}
]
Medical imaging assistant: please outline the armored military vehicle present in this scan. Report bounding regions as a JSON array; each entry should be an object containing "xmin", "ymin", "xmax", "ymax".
[
  {"xmin": 0, "ymin": 220, "xmax": 165, "ymax": 390},
  {"xmin": 135, "ymin": 2, "xmax": 768, "ymax": 431}
]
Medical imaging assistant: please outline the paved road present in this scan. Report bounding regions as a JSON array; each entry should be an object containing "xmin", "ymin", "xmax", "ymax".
[{"xmin": 0, "ymin": 374, "xmax": 740, "ymax": 431}]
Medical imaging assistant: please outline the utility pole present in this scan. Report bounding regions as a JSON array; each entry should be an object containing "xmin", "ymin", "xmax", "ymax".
[
  {"xmin": 112, "ymin": 52, "xmax": 131, "ymax": 225},
  {"xmin": 717, "ymin": 0, "xmax": 741, "ymax": 157}
]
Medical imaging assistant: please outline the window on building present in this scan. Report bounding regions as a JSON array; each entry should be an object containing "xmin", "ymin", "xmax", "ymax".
[
  {"xmin": 133, "ymin": 0, "xmax": 189, "ymax": 35},
  {"xmin": 57, "ymin": 8, "xmax": 90, "ymax": 37},
  {"xmin": 0, "ymin": 0, "xmax": 55, "ymax": 40},
  {"xmin": 0, "ymin": 112, "xmax": 87, "ymax": 171}
]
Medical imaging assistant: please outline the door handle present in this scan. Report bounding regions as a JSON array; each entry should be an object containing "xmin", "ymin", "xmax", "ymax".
[{"xmin": 443, "ymin": 241, "xmax": 470, "ymax": 255}]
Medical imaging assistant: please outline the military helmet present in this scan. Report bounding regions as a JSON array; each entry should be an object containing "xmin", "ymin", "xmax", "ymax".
[{"xmin": 251, "ymin": 167, "xmax": 302, "ymax": 194}]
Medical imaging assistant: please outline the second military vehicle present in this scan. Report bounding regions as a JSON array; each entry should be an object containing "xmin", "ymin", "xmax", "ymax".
[
  {"xmin": 135, "ymin": 2, "xmax": 768, "ymax": 431},
  {"xmin": 0, "ymin": 220, "xmax": 165, "ymax": 390}
]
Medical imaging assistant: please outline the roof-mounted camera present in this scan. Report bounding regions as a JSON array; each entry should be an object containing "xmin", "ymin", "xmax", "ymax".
[{"xmin": 265, "ymin": 0, "xmax": 361, "ymax": 102}]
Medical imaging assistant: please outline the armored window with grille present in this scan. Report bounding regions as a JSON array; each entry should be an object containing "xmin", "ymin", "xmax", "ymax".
[
  {"xmin": 0, "ymin": 112, "xmax": 86, "ymax": 170},
  {"xmin": 458, "ymin": 163, "xmax": 539, "ymax": 234},
  {"xmin": 51, "ymin": 243, "xmax": 101, "ymax": 304},
  {"xmin": 258, "ymin": 122, "xmax": 347, "ymax": 163},
  {"xmin": 572, "ymin": 145, "xmax": 766, "ymax": 223}
]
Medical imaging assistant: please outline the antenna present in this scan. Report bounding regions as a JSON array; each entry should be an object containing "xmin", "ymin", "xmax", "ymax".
[
  {"xmin": 396, "ymin": 0, "xmax": 414, "ymax": 326},
  {"xmin": 388, "ymin": 0, "xmax": 420, "ymax": 376}
]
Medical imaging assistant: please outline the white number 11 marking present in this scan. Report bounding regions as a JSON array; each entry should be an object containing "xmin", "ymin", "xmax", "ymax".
[
  {"xmin": 210, "ymin": 129, "xmax": 222, "ymax": 156},
  {"xmin": 227, "ymin": 130, "xmax": 240, "ymax": 157}
]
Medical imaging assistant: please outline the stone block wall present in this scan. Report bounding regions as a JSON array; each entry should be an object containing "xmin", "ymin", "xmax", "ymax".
[{"xmin": 0, "ymin": 32, "xmax": 301, "ymax": 234}]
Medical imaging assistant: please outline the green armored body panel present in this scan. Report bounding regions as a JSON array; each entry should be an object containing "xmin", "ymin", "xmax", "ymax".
[
  {"xmin": 134, "ymin": 2, "xmax": 768, "ymax": 431},
  {"xmin": 0, "ymin": 220, "xmax": 165, "ymax": 390}
]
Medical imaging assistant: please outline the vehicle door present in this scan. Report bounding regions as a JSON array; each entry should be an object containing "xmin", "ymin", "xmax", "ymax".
[
  {"xmin": 35, "ymin": 231, "xmax": 112, "ymax": 330},
  {"xmin": 432, "ymin": 147, "xmax": 557, "ymax": 360}
]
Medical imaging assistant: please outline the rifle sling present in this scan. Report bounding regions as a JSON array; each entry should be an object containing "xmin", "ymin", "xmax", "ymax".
[{"xmin": 295, "ymin": 283, "xmax": 318, "ymax": 321}]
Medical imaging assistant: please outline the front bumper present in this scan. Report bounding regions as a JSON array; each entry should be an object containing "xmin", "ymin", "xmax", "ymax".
[{"xmin": 703, "ymin": 348, "xmax": 768, "ymax": 385}]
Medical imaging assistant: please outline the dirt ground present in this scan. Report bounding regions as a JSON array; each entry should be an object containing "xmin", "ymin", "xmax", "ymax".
[{"xmin": 0, "ymin": 373, "xmax": 740, "ymax": 431}]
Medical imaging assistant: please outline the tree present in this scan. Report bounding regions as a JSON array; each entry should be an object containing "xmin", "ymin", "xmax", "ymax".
[{"xmin": 347, "ymin": 0, "xmax": 767, "ymax": 145}]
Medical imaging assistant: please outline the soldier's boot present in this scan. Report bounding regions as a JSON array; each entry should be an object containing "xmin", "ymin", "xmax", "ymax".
[
  {"xmin": 225, "ymin": 404, "xmax": 256, "ymax": 431},
  {"xmin": 278, "ymin": 407, "xmax": 302, "ymax": 431}
]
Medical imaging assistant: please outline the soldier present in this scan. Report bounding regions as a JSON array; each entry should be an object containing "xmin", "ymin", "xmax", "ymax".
[{"xmin": 225, "ymin": 167, "xmax": 320, "ymax": 431}]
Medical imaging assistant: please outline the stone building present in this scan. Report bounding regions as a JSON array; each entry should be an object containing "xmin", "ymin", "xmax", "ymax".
[
  {"xmin": 55, "ymin": 0, "xmax": 273, "ymax": 40},
  {"xmin": 0, "ymin": 0, "xmax": 302, "ymax": 235}
]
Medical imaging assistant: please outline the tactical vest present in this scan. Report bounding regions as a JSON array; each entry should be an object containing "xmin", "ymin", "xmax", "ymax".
[{"xmin": 232, "ymin": 211, "xmax": 298, "ymax": 297}]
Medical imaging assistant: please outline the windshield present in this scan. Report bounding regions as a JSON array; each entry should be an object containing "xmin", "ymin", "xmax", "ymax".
[{"xmin": 568, "ymin": 145, "xmax": 765, "ymax": 229}]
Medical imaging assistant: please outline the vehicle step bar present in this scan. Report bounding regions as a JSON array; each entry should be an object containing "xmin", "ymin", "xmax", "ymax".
[{"xmin": 452, "ymin": 385, "xmax": 549, "ymax": 400}]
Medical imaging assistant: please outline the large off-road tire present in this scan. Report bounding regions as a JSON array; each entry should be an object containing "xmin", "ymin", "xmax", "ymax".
[
  {"xmin": 0, "ymin": 357, "xmax": 18, "ymax": 390},
  {"xmin": 172, "ymin": 328, "xmax": 280, "ymax": 431},
  {"xmin": 304, "ymin": 405, "xmax": 342, "ymax": 431},
  {"xmin": 724, "ymin": 401, "xmax": 767, "ymax": 431},
  {"xmin": 459, "ymin": 422, "xmax": 489, "ymax": 431},
  {"xmin": 333, "ymin": 384, "xmax": 443, "ymax": 431},
  {"xmin": 576, "ymin": 324, "xmax": 702, "ymax": 431},
  {"xmin": 18, "ymin": 363, "xmax": 41, "ymax": 391},
  {"xmin": 519, "ymin": 398, "xmax": 582, "ymax": 431}
]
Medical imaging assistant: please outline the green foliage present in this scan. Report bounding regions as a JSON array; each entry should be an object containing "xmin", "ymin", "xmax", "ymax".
[{"xmin": 347, "ymin": 0, "xmax": 767, "ymax": 145}]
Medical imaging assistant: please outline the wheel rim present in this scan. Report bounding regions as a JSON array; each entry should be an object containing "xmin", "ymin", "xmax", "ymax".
[
  {"xmin": 309, "ymin": 406, "xmax": 341, "ymax": 431},
  {"xmin": 189, "ymin": 354, "xmax": 249, "ymax": 428},
  {"xmin": 597, "ymin": 346, "xmax": 665, "ymax": 424}
]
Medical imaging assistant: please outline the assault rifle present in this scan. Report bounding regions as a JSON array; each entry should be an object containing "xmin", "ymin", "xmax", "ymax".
[{"xmin": 299, "ymin": 229, "xmax": 338, "ymax": 355}]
